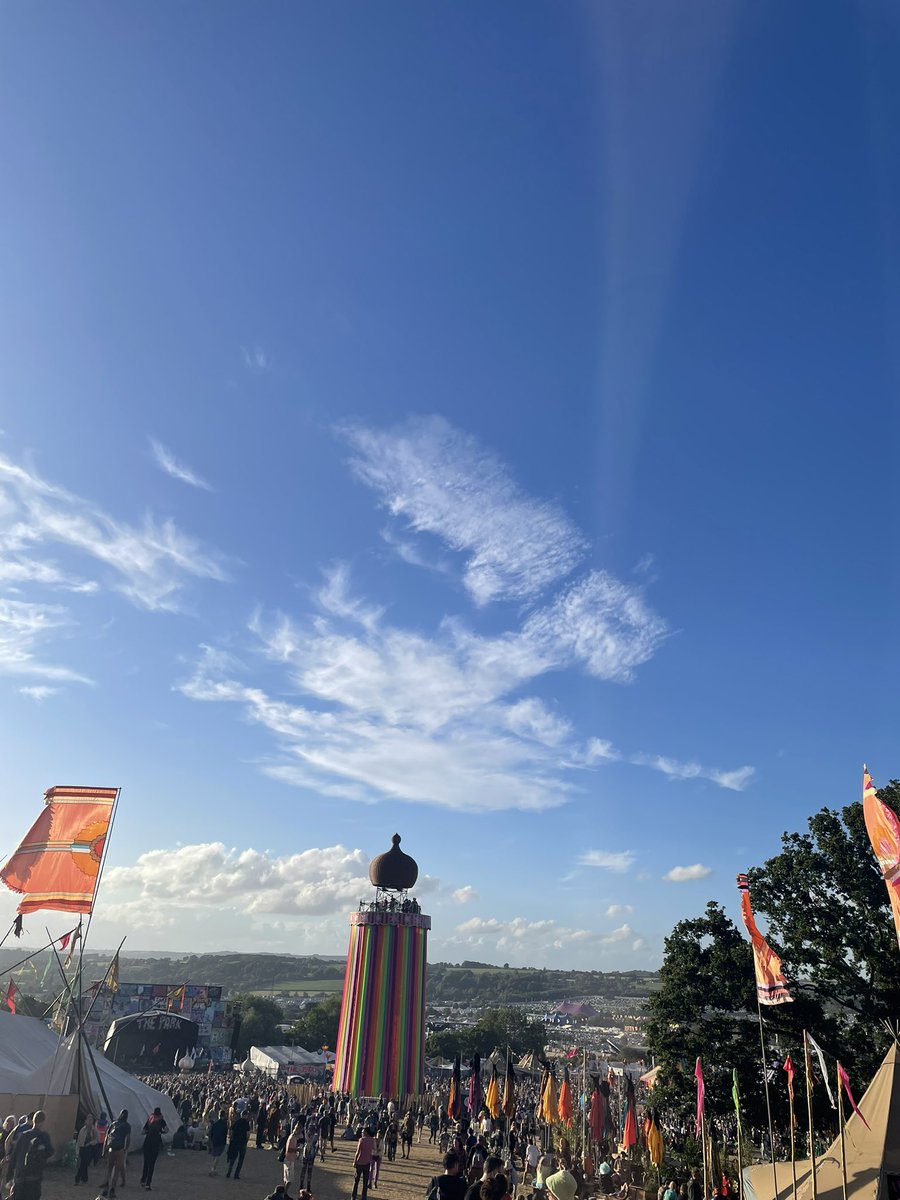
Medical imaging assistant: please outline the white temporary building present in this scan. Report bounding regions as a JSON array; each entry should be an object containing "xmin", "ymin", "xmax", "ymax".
[
  {"xmin": 0, "ymin": 1010, "xmax": 179, "ymax": 1154},
  {"xmin": 249, "ymin": 1045, "xmax": 335, "ymax": 1076}
]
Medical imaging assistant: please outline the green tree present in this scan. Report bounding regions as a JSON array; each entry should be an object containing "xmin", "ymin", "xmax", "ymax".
[
  {"xmin": 647, "ymin": 780, "xmax": 900, "ymax": 1126},
  {"xmin": 233, "ymin": 993, "xmax": 284, "ymax": 1056},
  {"xmin": 289, "ymin": 996, "xmax": 342, "ymax": 1050},
  {"xmin": 470, "ymin": 1006, "xmax": 545, "ymax": 1057}
]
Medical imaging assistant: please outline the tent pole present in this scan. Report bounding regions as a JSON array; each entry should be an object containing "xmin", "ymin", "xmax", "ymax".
[
  {"xmin": 701, "ymin": 1109, "xmax": 709, "ymax": 1200},
  {"xmin": 837, "ymin": 1062, "xmax": 848, "ymax": 1200},
  {"xmin": 803, "ymin": 1032, "xmax": 818, "ymax": 1200}
]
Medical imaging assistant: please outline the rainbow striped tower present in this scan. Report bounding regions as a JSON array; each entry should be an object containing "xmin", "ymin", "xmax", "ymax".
[{"xmin": 332, "ymin": 834, "xmax": 430, "ymax": 1097}]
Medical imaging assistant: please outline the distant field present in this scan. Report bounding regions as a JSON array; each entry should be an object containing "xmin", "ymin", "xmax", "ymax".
[{"xmin": 262, "ymin": 978, "xmax": 344, "ymax": 993}]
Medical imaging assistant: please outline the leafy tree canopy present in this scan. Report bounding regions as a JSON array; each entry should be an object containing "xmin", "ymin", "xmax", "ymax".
[
  {"xmin": 647, "ymin": 781, "xmax": 900, "ymax": 1128},
  {"xmin": 288, "ymin": 996, "xmax": 342, "ymax": 1051},
  {"xmin": 232, "ymin": 993, "xmax": 284, "ymax": 1056}
]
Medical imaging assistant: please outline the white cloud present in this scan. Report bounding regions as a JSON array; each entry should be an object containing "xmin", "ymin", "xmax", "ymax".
[
  {"xmin": 149, "ymin": 438, "xmax": 212, "ymax": 491},
  {"xmin": 444, "ymin": 916, "xmax": 635, "ymax": 967},
  {"xmin": 0, "ymin": 452, "xmax": 227, "ymax": 612},
  {"xmin": 0, "ymin": 600, "xmax": 91, "ymax": 683},
  {"xmin": 104, "ymin": 842, "xmax": 373, "ymax": 916},
  {"xmin": 343, "ymin": 416, "xmax": 586, "ymax": 605},
  {"xmin": 19, "ymin": 685, "xmax": 61, "ymax": 701},
  {"xmin": 452, "ymin": 886, "xmax": 479, "ymax": 905},
  {"xmin": 241, "ymin": 345, "xmax": 270, "ymax": 373},
  {"xmin": 523, "ymin": 571, "xmax": 668, "ymax": 683},
  {"xmin": 632, "ymin": 753, "xmax": 754, "ymax": 792},
  {"xmin": 664, "ymin": 863, "xmax": 713, "ymax": 882},
  {"xmin": 579, "ymin": 849, "xmax": 635, "ymax": 872},
  {"xmin": 606, "ymin": 904, "xmax": 633, "ymax": 916},
  {"xmin": 503, "ymin": 698, "xmax": 571, "ymax": 746}
]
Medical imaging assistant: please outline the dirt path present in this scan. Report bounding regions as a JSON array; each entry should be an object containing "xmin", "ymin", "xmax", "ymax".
[{"xmin": 42, "ymin": 1131, "xmax": 445, "ymax": 1200}]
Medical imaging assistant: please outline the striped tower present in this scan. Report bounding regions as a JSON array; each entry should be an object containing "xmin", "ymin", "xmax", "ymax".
[{"xmin": 332, "ymin": 834, "xmax": 430, "ymax": 1097}]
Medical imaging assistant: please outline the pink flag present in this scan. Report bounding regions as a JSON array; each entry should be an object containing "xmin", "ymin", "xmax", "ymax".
[
  {"xmin": 783, "ymin": 1056, "xmax": 795, "ymax": 1104},
  {"xmin": 838, "ymin": 1063, "xmax": 870, "ymax": 1130},
  {"xmin": 695, "ymin": 1057, "xmax": 705, "ymax": 1138}
]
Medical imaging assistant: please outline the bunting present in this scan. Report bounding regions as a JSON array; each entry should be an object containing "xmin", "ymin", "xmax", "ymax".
[
  {"xmin": 737, "ymin": 873, "xmax": 793, "ymax": 1004},
  {"xmin": 0, "ymin": 786, "xmax": 117, "ymax": 916},
  {"xmin": 862, "ymin": 766, "xmax": 900, "ymax": 953}
]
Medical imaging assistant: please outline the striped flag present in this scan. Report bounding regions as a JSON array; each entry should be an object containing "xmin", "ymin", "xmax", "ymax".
[
  {"xmin": 737, "ymin": 874, "xmax": 793, "ymax": 1004},
  {"xmin": 0, "ymin": 786, "xmax": 117, "ymax": 916}
]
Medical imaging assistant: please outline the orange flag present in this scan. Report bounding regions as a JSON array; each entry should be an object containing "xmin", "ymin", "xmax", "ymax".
[
  {"xmin": 737, "ymin": 874, "xmax": 793, "ymax": 1004},
  {"xmin": 558, "ymin": 1066, "xmax": 573, "ymax": 1127},
  {"xmin": 862, "ymin": 766, "xmax": 900, "ymax": 952},
  {"xmin": 0, "ymin": 786, "xmax": 117, "ymax": 916}
]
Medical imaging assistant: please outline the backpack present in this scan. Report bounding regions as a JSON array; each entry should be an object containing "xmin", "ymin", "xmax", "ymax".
[{"xmin": 19, "ymin": 1131, "xmax": 49, "ymax": 1182}]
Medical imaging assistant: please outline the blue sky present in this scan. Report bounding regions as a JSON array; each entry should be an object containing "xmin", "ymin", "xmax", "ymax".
[{"xmin": 0, "ymin": 2, "xmax": 899, "ymax": 969}]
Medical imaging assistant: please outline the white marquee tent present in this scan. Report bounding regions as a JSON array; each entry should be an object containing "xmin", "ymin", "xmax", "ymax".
[{"xmin": 0, "ymin": 1010, "xmax": 178, "ymax": 1154}]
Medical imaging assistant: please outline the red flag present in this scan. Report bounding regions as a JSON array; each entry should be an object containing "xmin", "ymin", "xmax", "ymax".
[
  {"xmin": 838, "ymin": 1063, "xmax": 870, "ymax": 1130},
  {"xmin": 558, "ymin": 1066, "xmax": 574, "ymax": 1128},
  {"xmin": 58, "ymin": 932, "xmax": 71, "ymax": 951},
  {"xmin": 5, "ymin": 981, "xmax": 18, "ymax": 1014},
  {"xmin": 783, "ymin": 1056, "xmax": 795, "ymax": 1104},
  {"xmin": 695, "ymin": 1058, "xmax": 705, "ymax": 1138},
  {"xmin": 565, "ymin": 1047, "xmax": 578, "ymax": 1059}
]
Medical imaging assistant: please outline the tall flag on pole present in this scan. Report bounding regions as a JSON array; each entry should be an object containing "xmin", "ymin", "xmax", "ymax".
[
  {"xmin": 468, "ymin": 1053, "xmax": 483, "ymax": 1116},
  {"xmin": 502, "ymin": 1059, "xmax": 517, "ymax": 1118},
  {"xmin": 837, "ymin": 1063, "xmax": 870, "ymax": 1130},
  {"xmin": 731, "ymin": 1069, "xmax": 743, "ymax": 1137},
  {"xmin": 695, "ymin": 1058, "xmax": 706, "ymax": 1138},
  {"xmin": 558, "ymin": 1066, "xmax": 574, "ymax": 1128},
  {"xmin": 105, "ymin": 952, "xmax": 120, "ymax": 994},
  {"xmin": 448, "ymin": 1054, "xmax": 462, "ymax": 1118},
  {"xmin": 647, "ymin": 1111, "xmax": 664, "ymax": 1167},
  {"xmin": 5, "ymin": 982, "xmax": 18, "ymax": 1014},
  {"xmin": 807, "ymin": 1033, "xmax": 837, "ymax": 1108},
  {"xmin": 737, "ymin": 873, "xmax": 794, "ymax": 1004},
  {"xmin": 590, "ymin": 1078, "xmax": 605, "ymax": 1142},
  {"xmin": 485, "ymin": 1064, "xmax": 501, "ymax": 1119},
  {"xmin": 621, "ymin": 1072, "xmax": 638, "ymax": 1149},
  {"xmin": 862, "ymin": 766, "xmax": 900, "ymax": 952},
  {"xmin": 0, "ymin": 786, "xmax": 117, "ymax": 916}
]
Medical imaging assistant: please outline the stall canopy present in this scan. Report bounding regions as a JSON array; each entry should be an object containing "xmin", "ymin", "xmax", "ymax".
[
  {"xmin": 249, "ymin": 1045, "xmax": 335, "ymax": 1075},
  {"xmin": 0, "ymin": 1010, "xmax": 178, "ymax": 1152},
  {"xmin": 743, "ymin": 1041, "xmax": 900, "ymax": 1200}
]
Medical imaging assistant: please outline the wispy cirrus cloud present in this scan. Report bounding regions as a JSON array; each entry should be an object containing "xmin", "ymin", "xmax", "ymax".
[
  {"xmin": 343, "ymin": 415, "xmax": 586, "ymax": 606},
  {"xmin": 0, "ymin": 453, "xmax": 227, "ymax": 613},
  {"xmin": 178, "ymin": 419, "xmax": 748, "ymax": 814},
  {"xmin": 579, "ymin": 849, "xmax": 635, "ymax": 872},
  {"xmin": 584, "ymin": 738, "xmax": 754, "ymax": 792},
  {"xmin": 664, "ymin": 863, "xmax": 713, "ymax": 882},
  {"xmin": 19, "ymin": 685, "xmax": 62, "ymax": 701},
  {"xmin": 241, "ymin": 345, "xmax": 271, "ymax": 373},
  {"xmin": 149, "ymin": 438, "xmax": 212, "ymax": 492},
  {"xmin": 0, "ymin": 599, "xmax": 91, "ymax": 683}
]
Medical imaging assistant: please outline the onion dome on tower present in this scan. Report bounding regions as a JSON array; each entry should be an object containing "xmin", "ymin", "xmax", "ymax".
[{"xmin": 368, "ymin": 833, "xmax": 418, "ymax": 892}]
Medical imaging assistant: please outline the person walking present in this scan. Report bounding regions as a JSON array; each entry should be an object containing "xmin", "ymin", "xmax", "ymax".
[
  {"xmin": 225, "ymin": 1110, "xmax": 250, "ymax": 1180},
  {"xmin": 282, "ymin": 1121, "xmax": 302, "ymax": 1193},
  {"xmin": 74, "ymin": 1116, "xmax": 97, "ymax": 1186},
  {"xmin": 352, "ymin": 1128, "xmax": 376, "ymax": 1200},
  {"xmin": 9, "ymin": 1110, "xmax": 53, "ymax": 1200},
  {"xmin": 101, "ymin": 1109, "xmax": 131, "ymax": 1199},
  {"xmin": 299, "ymin": 1127, "xmax": 318, "ymax": 1192},
  {"xmin": 140, "ymin": 1113, "xmax": 165, "ymax": 1190},
  {"xmin": 208, "ymin": 1110, "xmax": 228, "ymax": 1175}
]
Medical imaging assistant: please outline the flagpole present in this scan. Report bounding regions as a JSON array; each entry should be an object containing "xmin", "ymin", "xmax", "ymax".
[
  {"xmin": 701, "ymin": 1109, "xmax": 709, "ymax": 1200},
  {"xmin": 582, "ymin": 1047, "xmax": 587, "ymax": 1161},
  {"xmin": 803, "ymin": 1032, "xmax": 818, "ymax": 1200},
  {"xmin": 81, "ymin": 787, "xmax": 121, "ymax": 953},
  {"xmin": 788, "ymin": 1073, "xmax": 797, "ymax": 1200},
  {"xmin": 757, "ymin": 1001, "xmax": 780, "ymax": 1200},
  {"xmin": 837, "ymin": 1063, "xmax": 848, "ymax": 1200}
]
